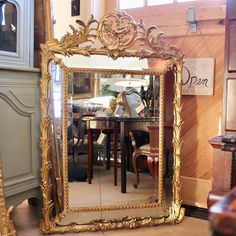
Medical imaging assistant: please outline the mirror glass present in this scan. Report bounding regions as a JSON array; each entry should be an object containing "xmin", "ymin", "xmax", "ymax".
[
  {"xmin": 59, "ymin": 54, "xmax": 150, "ymax": 70},
  {"xmin": 49, "ymin": 57, "xmax": 175, "ymax": 224},
  {"xmin": 49, "ymin": 62, "xmax": 64, "ymax": 214}
]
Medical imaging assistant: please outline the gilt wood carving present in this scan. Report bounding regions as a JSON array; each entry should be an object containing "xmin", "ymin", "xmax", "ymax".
[
  {"xmin": 39, "ymin": 11, "xmax": 184, "ymax": 234},
  {"xmin": 0, "ymin": 158, "xmax": 17, "ymax": 236}
]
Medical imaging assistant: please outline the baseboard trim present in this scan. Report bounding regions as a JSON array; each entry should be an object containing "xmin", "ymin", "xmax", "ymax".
[
  {"xmin": 181, "ymin": 176, "xmax": 212, "ymax": 208},
  {"xmin": 183, "ymin": 204, "xmax": 209, "ymax": 220}
]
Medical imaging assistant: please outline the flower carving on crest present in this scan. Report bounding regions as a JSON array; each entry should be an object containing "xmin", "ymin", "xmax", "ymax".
[{"xmin": 98, "ymin": 12, "xmax": 137, "ymax": 51}]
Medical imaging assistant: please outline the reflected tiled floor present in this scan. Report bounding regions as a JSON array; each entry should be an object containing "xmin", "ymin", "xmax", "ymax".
[
  {"xmin": 12, "ymin": 201, "xmax": 210, "ymax": 236},
  {"xmin": 69, "ymin": 166, "xmax": 157, "ymax": 208},
  {"xmin": 12, "ymin": 156, "xmax": 210, "ymax": 235}
]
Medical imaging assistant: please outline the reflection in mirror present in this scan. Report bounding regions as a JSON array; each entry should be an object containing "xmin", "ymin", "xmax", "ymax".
[
  {"xmin": 59, "ymin": 54, "xmax": 149, "ymax": 70},
  {"xmin": 49, "ymin": 62, "xmax": 64, "ymax": 214},
  {"xmin": 0, "ymin": 1, "xmax": 17, "ymax": 52},
  {"xmin": 55, "ymin": 69, "xmax": 174, "ymax": 223}
]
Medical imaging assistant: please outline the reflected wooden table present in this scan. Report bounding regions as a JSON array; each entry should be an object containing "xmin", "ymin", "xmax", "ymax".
[
  {"xmin": 85, "ymin": 117, "xmax": 119, "ymax": 186},
  {"xmin": 84, "ymin": 117, "xmax": 172, "ymax": 193}
]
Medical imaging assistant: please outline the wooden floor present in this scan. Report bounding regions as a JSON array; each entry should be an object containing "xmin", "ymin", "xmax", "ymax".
[{"xmin": 12, "ymin": 201, "xmax": 210, "ymax": 236}]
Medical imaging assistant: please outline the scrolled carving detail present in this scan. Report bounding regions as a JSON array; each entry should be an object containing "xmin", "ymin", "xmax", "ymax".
[
  {"xmin": 40, "ymin": 11, "xmax": 183, "ymax": 61},
  {"xmin": 98, "ymin": 11, "xmax": 138, "ymax": 51},
  {"xmin": 165, "ymin": 203, "xmax": 185, "ymax": 224}
]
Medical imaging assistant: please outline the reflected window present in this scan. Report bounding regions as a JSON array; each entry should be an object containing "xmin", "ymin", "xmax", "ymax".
[
  {"xmin": 0, "ymin": 1, "xmax": 17, "ymax": 52},
  {"xmin": 119, "ymin": 0, "xmax": 197, "ymax": 9},
  {"xmin": 119, "ymin": 0, "xmax": 144, "ymax": 9},
  {"xmin": 51, "ymin": 63, "xmax": 63, "ymax": 118},
  {"xmin": 147, "ymin": 0, "xmax": 173, "ymax": 5}
]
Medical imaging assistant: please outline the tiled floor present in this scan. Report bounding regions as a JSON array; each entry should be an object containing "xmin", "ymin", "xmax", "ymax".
[
  {"xmin": 69, "ymin": 166, "xmax": 163, "ymax": 208},
  {"xmin": 12, "ymin": 201, "xmax": 210, "ymax": 236},
  {"xmin": 11, "ymin": 159, "xmax": 210, "ymax": 235}
]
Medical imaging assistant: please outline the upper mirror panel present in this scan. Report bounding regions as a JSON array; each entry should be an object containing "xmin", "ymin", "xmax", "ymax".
[
  {"xmin": 57, "ymin": 54, "xmax": 172, "ymax": 74},
  {"xmin": 67, "ymin": 71, "xmax": 160, "ymax": 119},
  {"xmin": 59, "ymin": 55, "xmax": 150, "ymax": 71}
]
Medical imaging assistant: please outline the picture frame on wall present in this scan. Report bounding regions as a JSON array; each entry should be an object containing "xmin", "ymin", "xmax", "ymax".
[
  {"xmin": 70, "ymin": 72, "xmax": 94, "ymax": 99},
  {"xmin": 71, "ymin": 0, "xmax": 80, "ymax": 16}
]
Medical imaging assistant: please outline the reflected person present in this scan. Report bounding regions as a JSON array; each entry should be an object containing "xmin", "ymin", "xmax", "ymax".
[{"xmin": 67, "ymin": 106, "xmax": 87, "ymax": 182}]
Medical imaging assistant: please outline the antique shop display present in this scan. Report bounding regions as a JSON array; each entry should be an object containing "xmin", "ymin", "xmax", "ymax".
[{"xmin": 39, "ymin": 11, "xmax": 184, "ymax": 233}]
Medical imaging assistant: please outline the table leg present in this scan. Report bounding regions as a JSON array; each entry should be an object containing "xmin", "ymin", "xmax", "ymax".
[
  {"xmin": 164, "ymin": 148, "xmax": 170, "ymax": 178},
  {"xmin": 106, "ymin": 133, "xmax": 111, "ymax": 170},
  {"xmin": 87, "ymin": 129, "xmax": 93, "ymax": 184},
  {"xmin": 126, "ymin": 137, "xmax": 131, "ymax": 171},
  {"xmin": 113, "ymin": 130, "xmax": 118, "ymax": 186},
  {"xmin": 120, "ymin": 121, "xmax": 126, "ymax": 193}
]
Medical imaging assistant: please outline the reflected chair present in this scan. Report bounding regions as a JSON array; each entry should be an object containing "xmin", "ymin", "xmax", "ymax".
[
  {"xmin": 67, "ymin": 113, "xmax": 105, "ymax": 182},
  {"xmin": 119, "ymin": 88, "xmax": 145, "ymax": 118},
  {"xmin": 74, "ymin": 128, "xmax": 106, "ymax": 163},
  {"xmin": 129, "ymin": 130, "xmax": 159, "ymax": 188},
  {"xmin": 68, "ymin": 131, "xmax": 105, "ymax": 182}
]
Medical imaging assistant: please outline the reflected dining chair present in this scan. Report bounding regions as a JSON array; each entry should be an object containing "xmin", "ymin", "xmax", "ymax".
[{"xmin": 129, "ymin": 130, "xmax": 159, "ymax": 189}]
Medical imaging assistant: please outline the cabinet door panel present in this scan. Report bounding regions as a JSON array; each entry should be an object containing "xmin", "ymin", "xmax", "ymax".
[
  {"xmin": 228, "ymin": 23, "xmax": 236, "ymax": 72},
  {"xmin": 226, "ymin": 79, "xmax": 236, "ymax": 131},
  {"xmin": 229, "ymin": 0, "xmax": 236, "ymax": 20},
  {"xmin": 0, "ymin": 69, "xmax": 40, "ymax": 206}
]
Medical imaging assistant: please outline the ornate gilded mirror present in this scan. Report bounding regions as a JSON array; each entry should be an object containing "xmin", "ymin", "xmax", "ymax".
[{"xmin": 39, "ymin": 11, "xmax": 184, "ymax": 234}]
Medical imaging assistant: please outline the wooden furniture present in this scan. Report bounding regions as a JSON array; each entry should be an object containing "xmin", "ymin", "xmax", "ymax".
[
  {"xmin": 0, "ymin": 158, "xmax": 17, "ymax": 236},
  {"xmin": 208, "ymin": 0, "xmax": 236, "ymax": 208},
  {"xmin": 85, "ymin": 117, "xmax": 172, "ymax": 193},
  {"xmin": 129, "ymin": 129, "xmax": 159, "ymax": 189},
  {"xmin": 0, "ymin": 0, "xmax": 34, "ymax": 67},
  {"xmin": 0, "ymin": 68, "xmax": 41, "ymax": 207},
  {"xmin": 120, "ymin": 117, "xmax": 165, "ymax": 194},
  {"xmin": 85, "ymin": 117, "xmax": 119, "ymax": 186},
  {"xmin": 208, "ymin": 136, "xmax": 236, "ymax": 207},
  {"xmin": 0, "ymin": 0, "xmax": 48, "ymax": 211},
  {"xmin": 209, "ymin": 186, "xmax": 236, "ymax": 236},
  {"xmin": 39, "ymin": 10, "xmax": 185, "ymax": 233},
  {"xmin": 224, "ymin": 0, "xmax": 236, "ymax": 132}
]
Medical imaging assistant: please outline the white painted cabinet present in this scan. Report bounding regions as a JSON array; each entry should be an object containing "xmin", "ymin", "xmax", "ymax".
[
  {"xmin": 0, "ymin": 0, "xmax": 41, "ymax": 207},
  {"xmin": 0, "ymin": 67, "xmax": 41, "ymax": 206},
  {"xmin": 0, "ymin": 0, "xmax": 34, "ymax": 68}
]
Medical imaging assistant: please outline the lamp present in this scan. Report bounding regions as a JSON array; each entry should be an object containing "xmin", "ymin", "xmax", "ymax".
[{"xmin": 114, "ymin": 75, "xmax": 147, "ymax": 88}]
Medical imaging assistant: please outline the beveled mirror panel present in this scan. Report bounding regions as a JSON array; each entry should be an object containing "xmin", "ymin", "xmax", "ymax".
[{"xmin": 39, "ymin": 11, "xmax": 184, "ymax": 234}]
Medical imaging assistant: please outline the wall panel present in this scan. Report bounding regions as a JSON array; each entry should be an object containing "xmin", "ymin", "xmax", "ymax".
[
  {"xmin": 170, "ymin": 35, "xmax": 225, "ymax": 207},
  {"xmin": 105, "ymin": 1, "xmax": 226, "ymax": 208}
]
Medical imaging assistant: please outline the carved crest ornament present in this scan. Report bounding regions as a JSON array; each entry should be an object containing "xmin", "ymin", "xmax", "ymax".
[{"xmin": 38, "ymin": 11, "xmax": 184, "ymax": 234}]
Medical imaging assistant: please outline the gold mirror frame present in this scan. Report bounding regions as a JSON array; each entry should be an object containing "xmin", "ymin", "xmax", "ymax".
[
  {"xmin": 39, "ymin": 11, "xmax": 184, "ymax": 234},
  {"xmin": 0, "ymin": 158, "xmax": 17, "ymax": 236}
]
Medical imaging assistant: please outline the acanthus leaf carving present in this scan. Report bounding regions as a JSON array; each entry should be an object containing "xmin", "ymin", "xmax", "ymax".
[{"xmin": 41, "ymin": 11, "xmax": 183, "ymax": 61}]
